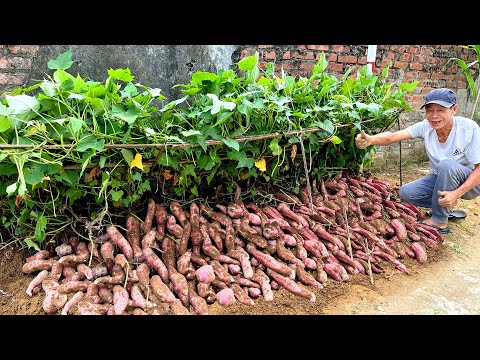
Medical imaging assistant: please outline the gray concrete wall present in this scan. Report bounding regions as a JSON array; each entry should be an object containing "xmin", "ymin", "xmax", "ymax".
[{"xmin": 27, "ymin": 45, "xmax": 239, "ymax": 101}]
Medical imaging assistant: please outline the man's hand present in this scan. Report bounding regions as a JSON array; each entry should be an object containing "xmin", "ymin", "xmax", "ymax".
[
  {"xmin": 355, "ymin": 130, "xmax": 371, "ymax": 149},
  {"xmin": 438, "ymin": 190, "xmax": 459, "ymax": 208}
]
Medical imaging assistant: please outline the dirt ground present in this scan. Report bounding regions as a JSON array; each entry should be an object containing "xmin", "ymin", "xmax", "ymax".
[{"xmin": 1, "ymin": 162, "xmax": 479, "ymax": 316}]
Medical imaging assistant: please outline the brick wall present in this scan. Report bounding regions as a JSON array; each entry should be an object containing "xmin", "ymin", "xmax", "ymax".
[
  {"xmin": 1, "ymin": 44, "xmax": 478, "ymax": 171},
  {"xmin": 0, "ymin": 45, "xmax": 40, "ymax": 92}
]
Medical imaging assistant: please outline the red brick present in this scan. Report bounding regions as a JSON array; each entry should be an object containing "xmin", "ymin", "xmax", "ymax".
[
  {"xmin": 293, "ymin": 51, "xmax": 305, "ymax": 59},
  {"xmin": 264, "ymin": 51, "xmax": 276, "ymax": 60},
  {"xmin": 393, "ymin": 61, "xmax": 408, "ymax": 69},
  {"xmin": 9, "ymin": 45, "xmax": 40, "ymax": 55},
  {"xmin": 327, "ymin": 53, "xmax": 337, "ymax": 61},
  {"xmin": 410, "ymin": 63, "xmax": 423, "ymax": 70},
  {"xmin": 338, "ymin": 55, "xmax": 357, "ymax": 63},
  {"xmin": 0, "ymin": 73, "xmax": 26, "ymax": 85},
  {"xmin": 282, "ymin": 51, "xmax": 291, "ymax": 59}
]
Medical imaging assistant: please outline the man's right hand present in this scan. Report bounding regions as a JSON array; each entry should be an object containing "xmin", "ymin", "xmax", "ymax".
[{"xmin": 355, "ymin": 130, "xmax": 371, "ymax": 149}]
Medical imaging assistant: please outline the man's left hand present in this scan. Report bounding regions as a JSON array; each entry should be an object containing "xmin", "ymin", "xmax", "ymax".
[{"xmin": 437, "ymin": 190, "xmax": 459, "ymax": 208}]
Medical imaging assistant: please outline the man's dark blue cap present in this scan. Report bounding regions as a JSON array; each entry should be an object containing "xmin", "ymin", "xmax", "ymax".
[{"xmin": 421, "ymin": 88, "xmax": 457, "ymax": 108}]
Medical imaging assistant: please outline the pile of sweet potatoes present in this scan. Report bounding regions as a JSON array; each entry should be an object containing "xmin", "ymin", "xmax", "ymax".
[{"xmin": 21, "ymin": 173, "xmax": 445, "ymax": 315}]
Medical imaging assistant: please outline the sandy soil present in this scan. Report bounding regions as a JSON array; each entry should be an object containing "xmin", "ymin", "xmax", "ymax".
[{"xmin": 1, "ymin": 163, "xmax": 479, "ymax": 316}]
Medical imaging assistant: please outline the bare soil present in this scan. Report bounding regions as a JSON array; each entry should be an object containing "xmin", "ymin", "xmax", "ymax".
[{"xmin": 2, "ymin": 162, "xmax": 479, "ymax": 315}]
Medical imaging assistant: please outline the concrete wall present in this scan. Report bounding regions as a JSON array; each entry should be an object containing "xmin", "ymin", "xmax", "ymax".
[{"xmin": 27, "ymin": 45, "xmax": 239, "ymax": 101}]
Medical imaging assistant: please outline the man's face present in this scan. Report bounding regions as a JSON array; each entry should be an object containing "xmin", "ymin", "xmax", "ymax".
[{"xmin": 425, "ymin": 103, "xmax": 456, "ymax": 129}]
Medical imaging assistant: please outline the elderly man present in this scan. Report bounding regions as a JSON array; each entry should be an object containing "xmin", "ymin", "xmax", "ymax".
[{"xmin": 355, "ymin": 88, "xmax": 480, "ymax": 234}]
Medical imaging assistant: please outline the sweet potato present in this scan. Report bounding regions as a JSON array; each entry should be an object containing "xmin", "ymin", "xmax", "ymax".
[
  {"xmin": 61, "ymin": 291, "xmax": 84, "ymax": 315},
  {"xmin": 112, "ymin": 284, "xmax": 130, "ymax": 315},
  {"xmin": 100, "ymin": 241, "xmax": 115, "ymax": 273},
  {"xmin": 373, "ymin": 250, "xmax": 409, "ymax": 274},
  {"xmin": 295, "ymin": 264, "xmax": 323, "ymax": 289},
  {"xmin": 410, "ymin": 242, "xmax": 428, "ymax": 263},
  {"xmin": 125, "ymin": 214, "xmax": 141, "ymax": 247},
  {"xmin": 94, "ymin": 263, "xmax": 126, "ymax": 285},
  {"xmin": 195, "ymin": 264, "xmax": 215, "ymax": 284},
  {"xmin": 197, "ymin": 282, "xmax": 215, "ymax": 298},
  {"xmin": 142, "ymin": 198, "xmax": 157, "ymax": 235},
  {"xmin": 57, "ymin": 246, "xmax": 89, "ymax": 265},
  {"xmin": 187, "ymin": 281, "xmax": 209, "ymax": 315},
  {"xmin": 267, "ymin": 268, "xmax": 316, "ymax": 302},
  {"xmin": 226, "ymin": 249, "xmax": 253, "ymax": 279},
  {"xmin": 210, "ymin": 259, "xmax": 235, "ymax": 284},
  {"xmin": 136, "ymin": 263, "xmax": 151, "ymax": 288},
  {"xmin": 26, "ymin": 250, "xmax": 51, "ymax": 263},
  {"xmin": 177, "ymin": 220, "xmax": 191, "ymax": 256},
  {"xmin": 251, "ymin": 269, "xmax": 274, "ymax": 302},
  {"xmin": 141, "ymin": 229, "xmax": 157, "ymax": 249},
  {"xmin": 169, "ymin": 270, "xmax": 190, "ymax": 307},
  {"xmin": 130, "ymin": 284, "xmax": 156, "ymax": 310},
  {"xmin": 248, "ymin": 287, "xmax": 262, "ymax": 299},
  {"xmin": 22, "ymin": 259, "xmax": 56, "ymax": 274},
  {"xmin": 177, "ymin": 250, "xmax": 193, "ymax": 275},
  {"xmin": 161, "ymin": 235, "xmax": 178, "ymax": 273},
  {"xmin": 216, "ymin": 287, "xmax": 236, "ymax": 307},
  {"xmin": 48, "ymin": 261, "xmax": 63, "ymax": 281},
  {"xmin": 26, "ymin": 269, "xmax": 49, "ymax": 296},
  {"xmin": 150, "ymin": 275, "xmax": 176, "ymax": 303},
  {"xmin": 58, "ymin": 280, "xmax": 92, "ymax": 294},
  {"xmin": 227, "ymin": 264, "xmax": 242, "ymax": 275},
  {"xmin": 166, "ymin": 215, "xmax": 183, "ymax": 239},
  {"xmin": 143, "ymin": 247, "xmax": 169, "ymax": 284},
  {"xmin": 77, "ymin": 263, "xmax": 94, "ymax": 281},
  {"xmin": 55, "ymin": 243, "xmax": 73, "ymax": 257},
  {"xmin": 43, "ymin": 290, "xmax": 68, "ymax": 315},
  {"xmin": 155, "ymin": 204, "xmax": 169, "ymax": 241},
  {"xmin": 91, "ymin": 263, "xmax": 108, "ymax": 279},
  {"xmin": 230, "ymin": 283, "xmax": 255, "ymax": 305},
  {"xmin": 170, "ymin": 299, "xmax": 191, "ymax": 315},
  {"xmin": 107, "ymin": 225, "xmax": 134, "ymax": 260},
  {"xmin": 247, "ymin": 244, "xmax": 295, "ymax": 279},
  {"xmin": 77, "ymin": 301, "xmax": 111, "ymax": 315}
]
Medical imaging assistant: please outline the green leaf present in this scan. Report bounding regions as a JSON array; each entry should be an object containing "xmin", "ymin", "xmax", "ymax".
[
  {"xmin": 40, "ymin": 81, "xmax": 57, "ymax": 97},
  {"xmin": 24, "ymin": 163, "xmax": 61, "ymax": 185},
  {"xmin": 139, "ymin": 179, "xmax": 151, "ymax": 193},
  {"xmin": 34, "ymin": 215, "xmax": 47, "ymax": 243},
  {"xmin": 237, "ymin": 53, "xmax": 258, "ymax": 72},
  {"xmin": 0, "ymin": 115, "xmax": 12, "ymax": 132},
  {"xmin": 0, "ymin": 102, "xmax": 14, "ymax": 117},
  {"xmin": 55, "ymin": 170, "xmax": 79, "ymax": 185},
  {"xmin": 200, "ymin": 125, "xmax": 222, "ymax": 140},
  {"xmin": 198, "ymin": 154, "xmax": 216, "ymax": 171},
  {"xmin": 47, "ymin": 49, "xmax": 74, "ymax": 70},
  {"xmin": 181, "ymin": 130, "xmax": 202, "ymax": 137},
  {"xmin": 191, "ymin": 71, "xmax": 218, "ymax": 86},
  {"xmin": 121, "ymin": 149, "xmax": 134, "ymax": 165},
  {"xmin": 112, "ymin": 105, "xmax": 141, "ymax": 125},
  {"xmin": 181, "ymin": 164, "xmax": 197, "ymax": 178},
  {"xmin": 6, "ymin": 94, "xmax": 40, "ymax": 120},
  {"xmin": 107, "ymin": 68, "xmax": 135, "ymax": 82},
  {"xmin": 6, "ymin": 182, "xmax": 17, "ymax": 196},
  {"xmin": 68, "ymin": 117, "xmax": 85, "ymax": 135},
  {"xmin": 190, "ymin": 185, "xmax": 198, "ymax": 197},
  {"xmin": 222, "ymin": 137, "xmax": 239, "ymax": 151},
  {"xmin": 76, "ymin": 137, "xmax": 105, "ymax": 152},
  {"xmin": 66, "ymin": 188, "xmax": 83, "ymax": 206},
  {"xmin": 269, "ymin": 138, "xmax": 282, "ymax": 156},
  {"xmin": 329, "ymin": 135, "xmax": 342, "ymax": 144},
  {"xmin": 109, "ymin": 189, "xmax": 123, "ymax": 202},
  {"xmin": 120, "ymin": 82, "xmax": 139, "ymax": 97}
]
